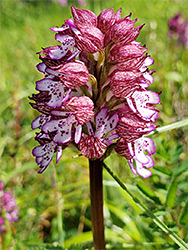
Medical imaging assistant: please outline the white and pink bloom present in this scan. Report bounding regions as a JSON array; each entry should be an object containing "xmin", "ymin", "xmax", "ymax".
[
  {"xmin": 79, "ymin": 107, "xmax": 119, "ymax": 159},
  {"xmin": 30, "ymin": 5, "xmax": 160, "ymax": 178}
]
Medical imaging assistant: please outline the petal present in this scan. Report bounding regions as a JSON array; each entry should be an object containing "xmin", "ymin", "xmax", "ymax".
[
  {"xmin": 42, "ymin": 119, "xmax": 65, "ymax": 133},
  {"xmin": 33, "ymin": 141, "xmax": 56, "ymax": 173},
  {"xmin": 136, "ymin": 161, "xmax": 152, "ymax": 178},
  {"xmin": 45, "ymin": 68, "xmax": 65, "ymax": 78},
  {"xmin": 36, "ymin": 78, "xmax": 54, "ymax": 91},
  {"xmin": 53, "ymin": 126, "xmax": 72, "ymax": 144},
  {"xmin": 51, "ymin": 62, "xmax": 89, "ymax": 89},
  {"xmin": 65, "ymin": 96, "xmax": 94, "ymax": 124},
  {"xmin": 144, "ymin": 57, "xmax": 154, "ymax": 67},
  {"xmin": 51, "ymin": 110, "xmax": 71, "ymax": 117},
  {"xmin": 37, "ymin": 79, "xmax": 66, "ymax": 108},
  {"xmin": 79, "ymin": 134, "xmax": 107, "ymax": 159},
  {"xmin": 71, "ymin": 5, "xmax": 97, "ymax": 26},
  {"xmin": 55, "ymin": 34, "xmax": 75, "ymax": 45},
  {"xmin": 32, "ymin": 145, "xmax": 46, "ymax": 157},
  {"xmin": 86, "ymin": 121, "xmax": 94, "ymax": 135},
  {"xmin": 102, "ymin": 133, "xmax": 119, "ymax": 145},
  {"xmin": 46, "ymin": 82, "xmax": 65, "ymax": 108},
  {"xmin": 95, "ymin": 107, "xmax": 108, "ymax": 130},
  {"xmin": 67, "ymin": 49, "xmax": 80, "ymax": 61},
  {"xmin": 36, "ymin": 156, "xmax": 43, "ymax": 165},
  {"xmin": 132, "ymin": 91, "xmax": 160, "ymax": 120},
  {"xmin": 144, "ymin": 155, "xmax": 154, "ymax": 168},
  {"xmin": 76, "ymin": 110, "xmax": 94, "ymax": 125},
  {"xmin": 31, "ymin": 114, "xmax": 51, "ymax": 129},
  {"xmin": 142, "ymin": 138, "xmax": 155, "ymax": 155},
  {"xmin": 56, "ymin": 145, "xmax": 62, "ymax": 163},
  {"xmin": 36, "ymin": 62, "xmax": 46, "ymax": 73},
  {"xmin": 50, "ymin": 24, "xmax": 69, "ymax": 32},
  {"xmin": 49, "ymin": 47, "xmax": 68, "ymax": 60},
  {"xmin": 49, "ymin": 35, "xmax": 75, "ymax": 59},
  {"xmin": 127, "ymin": 97, "xmax": 137, "ymax": 113},
  {"xmin": 75, "ymin": 124, "xmax": 82, "ymax": 144},
  {"xmin": 143, "ymin": 72, "xmax": 153, "ymax": 84},
  {"xmin": 128, "ymin": 159, "xmax": 137, "ymax": 175},
  {"xmin": 134, "ymin": 139, "xmax": 150, "ymax": 164},
  {"xmin": 104, "ymin": 113, "xmax": 119, "ymax": 134},
  {"xmin": 127, "ymin": 142, "xmax": 134, "ymax": 157},
  {"xmin": 96, "ymin": 112, "xmax": 119, "ymax": 138}
]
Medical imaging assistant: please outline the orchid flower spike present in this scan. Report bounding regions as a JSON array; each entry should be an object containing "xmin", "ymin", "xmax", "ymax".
[{"xmin": 30, "ymin": 5, "xmax": 160, "ymax": 178}]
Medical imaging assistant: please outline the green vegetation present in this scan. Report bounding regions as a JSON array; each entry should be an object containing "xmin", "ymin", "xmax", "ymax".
[{"xmin": 0, "ymin": 0, "xmax": 188, "ymax": 249}]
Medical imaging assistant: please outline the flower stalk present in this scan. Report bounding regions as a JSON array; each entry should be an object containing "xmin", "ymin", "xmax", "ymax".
[{"xmin": 89, "ymin": 159, "xmax": 106, "ymax": 250}]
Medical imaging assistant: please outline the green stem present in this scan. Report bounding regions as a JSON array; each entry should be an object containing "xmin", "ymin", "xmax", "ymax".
[
  {"xmin": 148, "ymin": 118, "xmax": 188, "ymax": 135},
  {"xmin": 89, "ymin": 159, "xmax": 106, "ymax": 250},
  {"xmin": 103, "ymin": 162, "xmax": 188, "ymax": 250}
]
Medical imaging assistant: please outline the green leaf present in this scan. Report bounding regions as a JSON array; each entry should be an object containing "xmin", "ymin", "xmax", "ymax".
[
  {"xmin": 68, "ymin": 245, "xmax": 84, "ymax": 250},
  {"xmin": 154, "ymin": 166, "xmax": 172, "ymax": 176},
  {"xmin": 179, "ymin": 203, "xmax": 188, "ymax": 225},
  {"xmin": 64, "ymin": 231, "xmax": 93, "ymax": 248},
  {"xmin": 170, "ymin": 144, "xmax": 183, "ymax": 163},
  {"xmin": 173, "ymin": 158, "xmax": 188, "ymax": 177},
  {"xmin": 148, "ymin": 118, "xmax": 188, "ymax": 135},
  {"xmin": 137, "ymin": 182, "xmax": 161, "ymax": 204},
  {"xmin": 26, "ymin": 245, "xmax": 64, "ymax": 250},
  {"xmin": 166, "ymin": 177, "xmax": 177, "ymax": 208}
]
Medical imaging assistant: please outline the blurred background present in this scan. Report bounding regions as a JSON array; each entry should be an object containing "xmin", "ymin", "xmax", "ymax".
[{"xmin": 0, "ymin": 0, "xmax": 188, "ymax": 249}]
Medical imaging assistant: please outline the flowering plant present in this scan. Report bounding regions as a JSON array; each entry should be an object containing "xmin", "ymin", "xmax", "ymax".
[{"xmin": 30, "ymin": 6, "xmax": 161, "ymax": 249}]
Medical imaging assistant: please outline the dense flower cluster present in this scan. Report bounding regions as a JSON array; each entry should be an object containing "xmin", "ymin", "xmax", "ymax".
[
  {"xmin": 0, "ymin": 182, "xmax": 19, "ymax": 234},
  {"xmin": 168, "ymin": 13, "xmax": 188, "ymax": 48},
  {"xmin": 30, "ymin": 6, "xmax": 160, "ymax": 178}
]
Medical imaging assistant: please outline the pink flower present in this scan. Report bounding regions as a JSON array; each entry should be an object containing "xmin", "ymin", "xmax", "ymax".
[
  {"xmin": 30, "ymin": 6, "xmax": 160, "ymax": 177},
  {"xmin": 79, "ymin": 108, "xmax": 119, "ymax": 159},
  {"xmin": 45, "ymin": 62, "xmax": 89, "ymax": 89},
  {"xmin": 127, "ymin": 137, "xmax": 155, "ymax": 178},
  {"xmin": 168, "ymin": 13, "xmax": 188, "ymax": 49},
  {"xmin": 116, "ymin": 108, "xmax": 156, "ymax": 142},
  {"xmin": 127, "ymin": 90, "xmax": 160, "ymax": 122},
  {"xmin": 0, "ymin": 182, "xmax": 19, "ymax": 234}
]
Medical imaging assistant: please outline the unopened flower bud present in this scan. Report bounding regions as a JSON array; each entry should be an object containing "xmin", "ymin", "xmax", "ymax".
[
  {"xmin": 76, "ymin": 25, "xmax": 104, "ymax": 53},
  {"xmin": 55, "ymin": 62, "xmax": 89, "ymax": 89},
  {"xmin": 71, "ymin": 5, "xmax": 97, "ymax": 27}
]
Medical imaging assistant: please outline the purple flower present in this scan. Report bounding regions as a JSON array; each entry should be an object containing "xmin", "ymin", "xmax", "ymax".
[
  {"xmin": 79, "ymin": 108, "xmax": 119, "ymax": 159},
  {"xmin": 127, "ymin": 137, "xmax": 155, "ymax": 178},
  {"xmin": 178, "ymin": 20, "xmax": 188, "ymax": 48},
  {"xmin": 0, "ymin": 182, "xmax": 19, "ymax": 234},
  {"xmin": 127, "ymin": 90, "xmax": 160, "ymax": 122},
  {"xmin": 168, "ymin": 13, "xmax": 188, "ymax": 48},
  {"xmin": 168, "ymin": 13, "xmax": 183, "ymax": 37},
  {"xmin": 30, "ymin": 6, "xmax": 160, "ymax": 177},
  {"xmin": 32, "ymin": 141, "xmax": 60, "ymax": 173}
]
